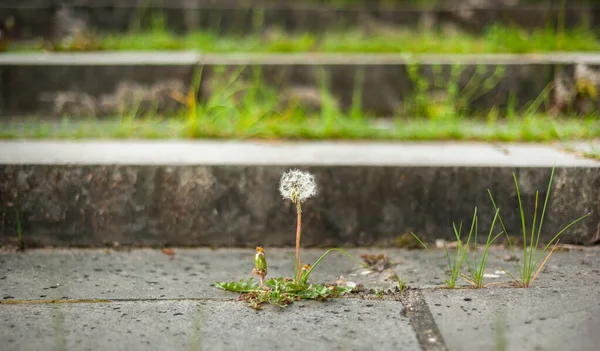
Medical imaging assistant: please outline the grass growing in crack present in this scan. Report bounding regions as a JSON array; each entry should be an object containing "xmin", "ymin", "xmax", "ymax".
[
  {"xmin": 373, "ymin": 287, "xmax": 385, "ymax": 298},
  {"xmin": 9, "ymin": 22, "xmax": 600, "ymax": 54},
  {"xmin": 405, "ymin": 61, "xmax": 505, "ymax": 121},
  {"xmin": 410, "ymin": 165, "xmax": 591, "ymax": 289},
  {"xmin": 2, "ymin": 115, "xmax": 598, "ymax": 141},
  {"xmin": 391, "ymin": 274, "xmax": 408, "ymax": 292},
  {"xmin": 488, "ymin": 166, "xmax": 591, "ymax": 288},
  {"xmin": 583, "ymin": 150, "xmax": 600, "ymax": 160},
  {"xmin": 462, "ymin": 208, "xmax": 504, "ymax": 288},
  {"xmin": 9, "ymin": 192, "xmax": 25, "ymax": 251},
  {"xmin": 410, "ymin": 210, "xmax": 479, "ymax": 288},
  {"xmin": 443, "ymin": 212, "xmax": 477, "ymax": 288},
  {"xmin": 2, "ymin": 63, "xmax": 599, "ymax": 141}
]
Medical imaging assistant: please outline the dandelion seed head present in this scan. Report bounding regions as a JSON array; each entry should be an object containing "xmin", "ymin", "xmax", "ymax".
[{"xmin": 279, "ymin": 169, "xmax": 317, "ymax": 203}]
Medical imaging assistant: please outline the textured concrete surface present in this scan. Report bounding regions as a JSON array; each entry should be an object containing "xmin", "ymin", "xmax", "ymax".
[
  {"xmin": 1, "ymin": 247, "xmax": 599, "ymax": 351},
  {"xmin": 426, "ymin": 287, "xmax": 600, "ymax": 351},
  {"xmin": 0, "ymin": 140, "xmax": 600, "ymax": 168},
  {"xmin": 0, "ymin": 53, "xmax": 196, "ymax": 117},
  {"xmin": 423, "ymin": 247, "xmax": 600, "ymax": 351},
  {"xmin": 3, "ymin": 52, "xmax": 600, "ymax": 116},
  {"xmin": 1, "ymin": 141, "xmax": 598, "ymax": 247},
  {"xmin": 0, "ymin": 248, "xmax": 405, "ymax": 300},
  {"xmin": 0, "ymin": 299, "xmax": 420, "ymax": 351},
  {"xmin": 3, "ymin": 247, "xmax": 594, "ymax": 300},
  {"xmin": 1, "ymin": 140, "xmax": 599, "ymax": 166}
]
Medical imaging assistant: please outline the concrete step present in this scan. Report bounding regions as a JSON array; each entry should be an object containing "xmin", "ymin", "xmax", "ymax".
[
  {"xmin": 2, "ymin": 52, "xmax": 600, "ymax": 117},
  {"xmin": 1, "ymin": 0, "xmax": 597, "ymax": 40},
  {"xmin": 0, "ymin": 140, "xmax": 598, "ymax": 248}
]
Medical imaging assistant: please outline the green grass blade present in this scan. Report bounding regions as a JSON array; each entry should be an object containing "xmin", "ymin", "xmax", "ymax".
[
  {"xmin": 14, "ymin": 193, "xmax": 22, "ymax": 242},
  {"xmin": 532, "ymin": 213, "xmax": 591, "ymax": 270},
  {"xmin": 459, "ymin": 208, "xmax": 477, "ymax": 274},
  {"xmin": 513, "ymin": 172, "xmax": 529, "ymax": 284},
  {"xmin": 534, "ymin": 166, "xmax": 555, "ymax": 256},
  {"xmin": 473, "ymin": 210, "xmax": 479, "ymax": 268},
  {"xmin": 410, "ymin": 232, "xmax": 431, "ymax": 252},
  {"xmin": 497, "ymin": 267, "xmax": 522, "ymax": 287},
  {"xmin": 478, "ymin": 210, "xmax": 501, "ymax": 277},
  {"xmin": 528, "ymin": 191, "xmax": 539, "ymax": 280},
  {"xmin": 291, "ymin": 252, "xmax": 298, "ymax": 282},
  {"xmin": 302, "ymin": 248, "xmax": 368, "ymax": 284},
  {"xmin": 488, "ymin": 189, "xmax": 521, "ymax": 279}
]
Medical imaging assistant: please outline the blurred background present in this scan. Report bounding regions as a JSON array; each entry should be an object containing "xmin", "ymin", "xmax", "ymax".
[{"xmin": 0, "ymin": 0, "xmax": 598, "ymax": 142}]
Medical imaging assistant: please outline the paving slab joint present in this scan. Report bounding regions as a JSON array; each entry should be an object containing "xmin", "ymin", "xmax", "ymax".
[{"xmin": 399, "ymin": 289, "xmax": 449, "ymax": 351}]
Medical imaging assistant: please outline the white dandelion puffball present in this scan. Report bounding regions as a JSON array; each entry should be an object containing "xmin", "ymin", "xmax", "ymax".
[{"xmin": 279, "ymin": 169, "xmax": 317, "ymax": 203}]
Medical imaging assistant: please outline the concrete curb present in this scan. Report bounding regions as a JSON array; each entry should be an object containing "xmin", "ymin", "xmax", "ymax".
[{"xmin": 1, "ymin": 141, "xmax": 598, "ymax": 247}]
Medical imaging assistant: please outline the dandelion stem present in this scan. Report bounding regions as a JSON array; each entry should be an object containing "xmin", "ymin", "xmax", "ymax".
[{"xmin": 295, "ymin": 201, "xmax": 302, "ymax": 280}]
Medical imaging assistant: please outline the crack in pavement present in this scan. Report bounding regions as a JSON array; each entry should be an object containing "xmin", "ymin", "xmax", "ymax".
[
  {"xmin": 0, "ymin": 297, "xmax": 237, "ymax": 305},
  {"xmin": 400, "ymin": 289, "xmax": 449, "ymax": 351}
]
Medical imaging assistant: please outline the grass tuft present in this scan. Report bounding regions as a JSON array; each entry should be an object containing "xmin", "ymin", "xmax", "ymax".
[
  {"xmin": 488, "ymin": 166, "xmax": 591, "ymax": 288},
  {"xmin": 462, "ymin": 208, "xmax": 504, "ymax": 288}
]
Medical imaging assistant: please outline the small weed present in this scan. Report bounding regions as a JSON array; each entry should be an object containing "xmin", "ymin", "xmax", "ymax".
[
  {"xmin": 9, "ymin": 192, "xmax": 25, "ymax": 251},
  {"xmin": 404, "ymin": 61, "xmax": 505, "ymax": 120},
  {"xmin": 489, "ymin": 166, "xmax": 591, "ymax": 288},
  {"xmin": 216, "ymin": 278, "xmax": 353, "ymax": 309},
  {"xmin": 410, "ymin": 166, "xmax": 589, "ymax": 289},
  {"xmin": 373, "ymin": 287, "xmax": 385, "ymax": 298},
  {"xmin": 410, "ymin": 229, "xmax": 470, "ymax": 289},
  {"xmin": 583, "ymin": 150, "xmax": 600, "ymax": 160},
  {"xmin": 462, "ymin": 208, "xmax": 504, "ymax": 288},
  {"xmin": 410, "ymin": 211, "xmax": 479, "ymax": 289},
  {"xmin": 216, "ymin": 247, "xmax": 362, "ymax": 309},
  {"xmin": 391, "ymin": 274, "xmax": 408, "ymax": 292},
  {"xmin": 442, "ymin": 212, "xmax": 477, "ymax": 289},
  {"xmin": 392, "ymin": 233, "xmax": 425, "ymax": 249}
]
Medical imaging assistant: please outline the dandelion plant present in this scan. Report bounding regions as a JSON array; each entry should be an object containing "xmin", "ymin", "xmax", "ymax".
[
  {"xmin": 278, "ymin": 169, "xmax": 317, "ymax": 282},
  {"xmin": 216, "ymin": 169, "xmax": 366, "ymax": 309}
]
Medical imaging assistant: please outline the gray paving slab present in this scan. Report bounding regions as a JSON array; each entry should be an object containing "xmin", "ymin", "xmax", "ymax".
[
  {"xmin": 1, "ymin": 247, "xmax": 599, "ymax": 351},
  {"xmin": 0, "ymin": 299, "xmax": 419, "ymax": 351},
  {"xmin": 1, "ymin": 247, "xmax": 598, "ymax": 297},
  {"xmin": 424, "ymin": 287, "xmax": 600, "ymax": 351},
  {"xmin": 0, "ymin": 248, "xmax": 432, "ymax": 300},
  {"xmin": 1, "ymin": 140, "xmax": 598, "ymax": 167},
  {"xmin": 422, "ymin": 247, "xmax": 600, "ymax": 351}
]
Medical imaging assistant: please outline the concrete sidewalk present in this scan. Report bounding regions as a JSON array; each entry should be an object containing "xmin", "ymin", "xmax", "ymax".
[{"xmin": 1, "ymin": 247, "xmax": 599, "ymax": 351}]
